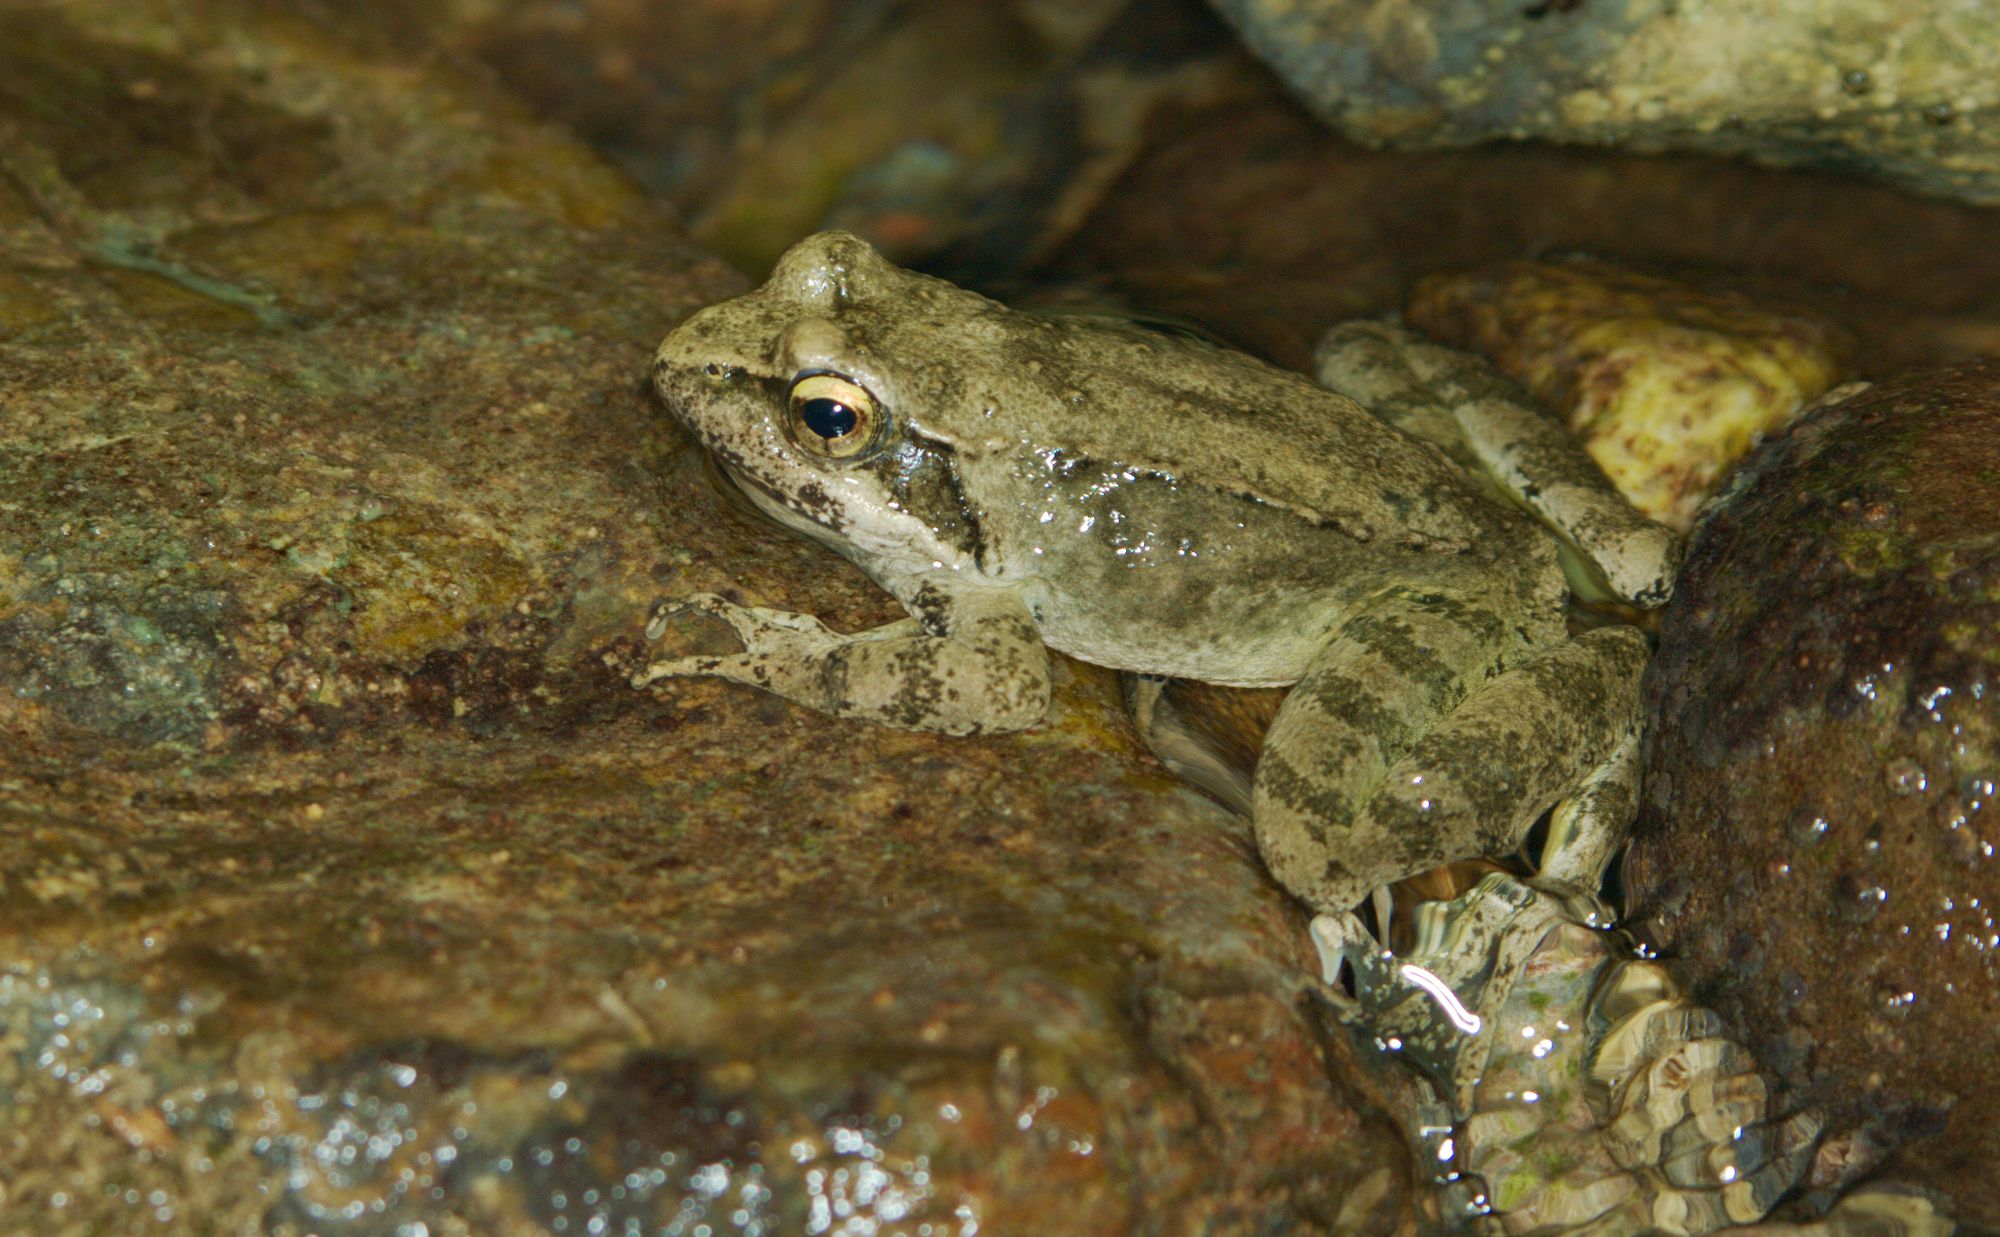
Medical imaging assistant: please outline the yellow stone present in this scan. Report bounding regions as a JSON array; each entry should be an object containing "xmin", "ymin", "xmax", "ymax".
[{"xmin": 1408, "ymin": 259, "xmax": 1854, "ymax": 531}]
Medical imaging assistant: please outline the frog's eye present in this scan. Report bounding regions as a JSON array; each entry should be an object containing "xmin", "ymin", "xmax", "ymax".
[{"xmin": 788, "ymin": 372, "xmax": 885, "ymax": 459}]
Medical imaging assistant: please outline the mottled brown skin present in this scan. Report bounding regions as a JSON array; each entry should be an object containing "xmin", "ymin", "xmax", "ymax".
[{"xmin": 1629, "ymin": 361, "xmax": 2000, "ymax": 1224}]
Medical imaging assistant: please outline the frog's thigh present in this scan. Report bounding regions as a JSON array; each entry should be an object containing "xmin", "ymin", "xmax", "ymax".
[
  {"xmin": 1256, "ymin": 618, "xmax": 1649, "ymax": 913},
  {"xmin": 1252, "ymin": 587, "xmax": 1524, "ymax": 912},
  {"xmin": 1357, "ymin": 627, "xmax": 1647, "ymax": 903}
]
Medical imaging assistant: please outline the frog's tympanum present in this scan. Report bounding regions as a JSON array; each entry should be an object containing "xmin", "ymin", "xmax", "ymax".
[{"xmin": 639, "ymin": 232, "xmax": 1677, "ymax": 919}]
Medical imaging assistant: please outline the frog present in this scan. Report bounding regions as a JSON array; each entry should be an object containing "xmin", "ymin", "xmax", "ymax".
[{"xmin": 636, "ymin": 230, "xmax": 1679, "ymax": 919}]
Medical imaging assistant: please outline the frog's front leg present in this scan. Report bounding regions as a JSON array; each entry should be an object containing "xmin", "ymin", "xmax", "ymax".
[
  {"xmin": 1252, "ymin": 586, "xmax": 1648, "ymax": 914},
  {"xmin": 632, "ymin": 584, "xmax": 1050, "ymax": 735}
]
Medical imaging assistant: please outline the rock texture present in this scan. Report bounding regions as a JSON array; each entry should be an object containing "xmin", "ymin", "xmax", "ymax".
[
  {"xmin": 455, "ymin": 0, "xmax": 1228, "ymax": 278},
  {"xmin": 449, "ymin": 0, "xmax": 2000, "ymax": 381},
  {"xmin": 1629, "ymin": 364, "xmax": 2000, "ymax": 1226},
  {"xmin": 1210, "ymin": 0, "xmax": 2000, "ymax": 206},
  {"xmin": 0, "ymin": 4, "xmax": 1422, "ymax": 1233},
  {"xmin": 1045, "ymin": 53, "xmax": 2000, "ymax": 382}
]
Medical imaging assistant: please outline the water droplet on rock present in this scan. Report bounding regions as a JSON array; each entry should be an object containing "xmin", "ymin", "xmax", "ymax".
[
  {"xmin": 1875, "ymin": 984, "xmax": 1918, "ymax": 1020},
  {"xmin": 1787, "ymin": 808, "xmax": 1832, "ymax": 848},
  {"xmin": 1885, "ymin": 757, "xmax": 1928, "ymax": 796},
  {"xmin": 1836, "ymin": 875, "xmax": 1889, "ymax": 922}
]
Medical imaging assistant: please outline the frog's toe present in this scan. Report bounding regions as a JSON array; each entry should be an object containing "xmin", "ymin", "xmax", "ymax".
[
  {"xmin": 1308, "ymin": 910, "xmax": 1381, "ymax": 987},
  {"xmin": 630, "ymin": 652, "xmax": 758, "ymax": 689},
  {"xmin": 645, "ymin": 592, "xmax": 729, "ymax": 639},
  {"xmin": 1308, "ymin": 910, "xmax": 1403, "ymax": 1021},
  {"xmin": 1536, "ymin": 730, "xmax": 1641, "ymax": 892},
  {"xmin": 650, "ymin": 594, "xmax": 854, "ymax": 664},
  {"xmin": 722, "ymin": 604, "xmax": 837, "ymax": 637}
]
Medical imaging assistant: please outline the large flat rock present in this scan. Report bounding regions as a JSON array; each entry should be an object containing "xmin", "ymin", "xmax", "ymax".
[{"xmin": 0, "ymin": 4, "xmax": 1419, "ymax": 1232}]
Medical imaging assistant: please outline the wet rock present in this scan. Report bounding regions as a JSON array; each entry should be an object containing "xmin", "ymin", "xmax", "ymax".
[
  {"xmin": 454, "ymin": 0, "xmax": 1225, "ymax": 278},
  {"xmin": 1406, "ymin": 259, "xmax": 1856, "ymax": 531},
  {"xmin": 1046, "ymin": 52, "xmax": 2000, "ymax": 382},
  {"xmin": 0, "ymin": 3, "xmax": 1422, "ymax": 1233},
  {"xmin": 450, "ymin": 0, "xmax": 2000, "ymax": 381},
  {"xmin": 1210, "ymin": 0, "xmax": 2000, "ymax": 206},
  {"xmin": 1629, "ymin": 362, "xmax": 2000, "ymax": 1225}
]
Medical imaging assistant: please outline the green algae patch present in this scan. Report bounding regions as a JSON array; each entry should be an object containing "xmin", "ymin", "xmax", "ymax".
[
  {"xmin": 174, "ymin": 202, "xmax": 404, "ymax": 307},
  {"xmin": 470, "ymin": 136, "xmax": 658, "ymax": 232},
  {"xmin": 91, "ymin": 262, "xmax": 271, "ymax": 332}
]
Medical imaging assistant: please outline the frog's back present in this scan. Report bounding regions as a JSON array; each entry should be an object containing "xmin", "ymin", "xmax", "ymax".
[
  {"xmin": 969, "ymin": 308, "xmax": 1515, "ymax": 554},
  {"xmin": 723, "ymin": 229, "xmax": 1532, "ymax": 560}
]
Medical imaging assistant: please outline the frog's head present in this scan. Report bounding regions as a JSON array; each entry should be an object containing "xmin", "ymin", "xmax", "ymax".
[{"xmin": 653, "ymin": 231, "xmax": 1015, "ymax": 574}]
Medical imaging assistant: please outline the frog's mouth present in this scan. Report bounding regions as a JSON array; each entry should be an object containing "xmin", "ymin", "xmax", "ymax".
[
  {"xmin": 696, "ymin": 451, "xmax": 777, "ymax": 526},
  {"xmin": 700, "ymin": 450, "xmax": 849, "ymax": 545}
]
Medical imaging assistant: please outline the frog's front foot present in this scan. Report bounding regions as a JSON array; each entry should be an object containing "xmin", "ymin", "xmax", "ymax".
[
  {"xmin": 632, "ymin": 586, "xmax": 1052, "ymax": 736},
  {"xmin": 631, "ymin": 593, "xmax": 861, "ymax": 690},
  {"xmin": 1252, "ymin": 585, "xmax": 1648, "ymax": 917}
]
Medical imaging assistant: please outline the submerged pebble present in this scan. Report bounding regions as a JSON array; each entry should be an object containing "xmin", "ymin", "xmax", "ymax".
[{"xmin": 1313, "ymin": 872, "xmax": 1953, "ymax": 1234}]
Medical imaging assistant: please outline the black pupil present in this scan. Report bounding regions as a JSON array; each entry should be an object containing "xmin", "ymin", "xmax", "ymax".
[{"xmin": 800, "ymin": 396, "xmax": 859, "ymax": 440}]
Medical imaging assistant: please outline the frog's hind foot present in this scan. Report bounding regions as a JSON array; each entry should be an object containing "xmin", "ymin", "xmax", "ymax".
[{"xmin": 1306, "ymin": 909, "xmax": 1388, "ymax": 1004}]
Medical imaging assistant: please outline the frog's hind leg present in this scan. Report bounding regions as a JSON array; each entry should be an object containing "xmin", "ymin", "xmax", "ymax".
[
  {"xmin": 1359, "ymin": 628, "xmax": 1648, "ymax": 902},
  {"xmin": 1253, "ymin": 592, "xmax": 1648, "ymax": 916},
  {"xmin": 1318, "ymin": 320, "xmax": 1681, "ymax": 610},
  {"xmin": 1253, "ymin": 585, "xmax": 1534, "ymax": 913}
]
